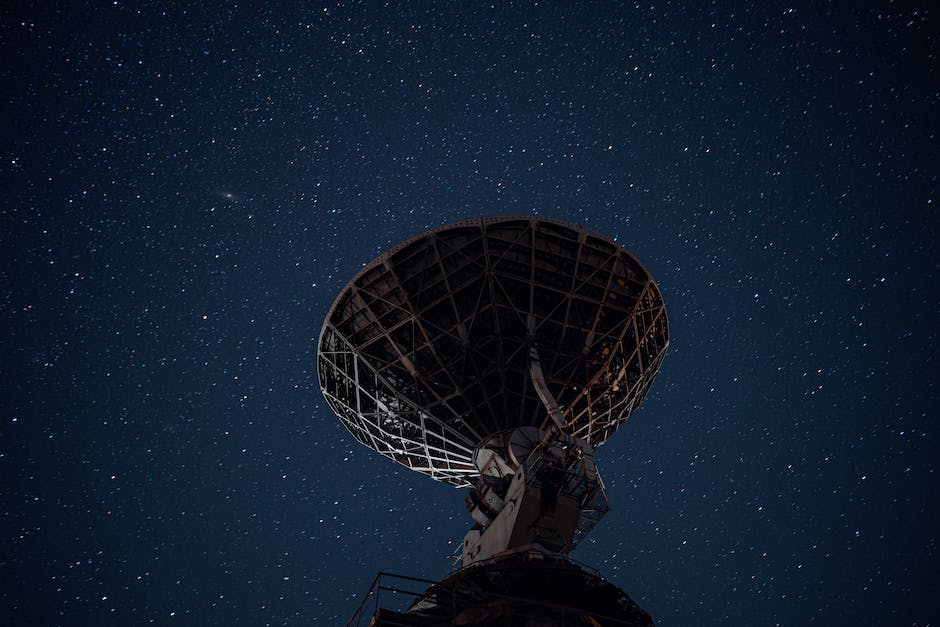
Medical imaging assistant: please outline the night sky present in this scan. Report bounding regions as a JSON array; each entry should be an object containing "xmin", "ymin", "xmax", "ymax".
[{"xmin": 2, "ymin": 2, "xmax": 937, "ymax": 625}]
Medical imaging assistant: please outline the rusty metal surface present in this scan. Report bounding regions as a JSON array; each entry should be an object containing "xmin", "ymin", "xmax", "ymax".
[{"xmin": 318, "ymin": 217, "xmax": 669, "ymax": 486}]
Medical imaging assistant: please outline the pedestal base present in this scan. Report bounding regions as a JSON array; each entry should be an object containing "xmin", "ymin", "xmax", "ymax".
[{"xmin": 358, "ymin": 548, "xmax": 654, "ymax": 627}]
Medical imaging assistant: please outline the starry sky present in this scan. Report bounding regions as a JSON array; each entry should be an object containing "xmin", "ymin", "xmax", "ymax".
[{"xmin": 2, "ymin": 2, "xmax": 937, "ymax": 625}]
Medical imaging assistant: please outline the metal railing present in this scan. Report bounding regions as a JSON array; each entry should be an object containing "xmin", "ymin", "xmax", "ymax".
[
  {"xmin": 521, "ymin": 441, "xmax": 611, "ymax": 550},
  {"xmin": 345, "ymin": 554, "xmax": 648, "ymax": 627},
  {"xmin": 346, "ymin": 572, "xmax": 440, "ymax": 627}
]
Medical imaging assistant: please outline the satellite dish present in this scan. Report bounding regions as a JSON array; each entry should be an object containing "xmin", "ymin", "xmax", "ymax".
[
  {"xmin": 320, "ymin": 216, "xmax": 670, "ymax": 625},
  {"xmin": 318, "ymin": 216, "xmax": 668, "ymax": 486}
]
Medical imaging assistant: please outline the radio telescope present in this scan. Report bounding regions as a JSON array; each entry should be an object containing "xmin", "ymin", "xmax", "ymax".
[{"xmin": 318, "ymin": 216, "xmax": 669, "ymax": 625}]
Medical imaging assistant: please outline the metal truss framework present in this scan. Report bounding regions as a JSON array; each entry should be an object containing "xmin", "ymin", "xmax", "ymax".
[{"xmin": 317, "ymin": 217, "xmax": 669, "ymax": 487}]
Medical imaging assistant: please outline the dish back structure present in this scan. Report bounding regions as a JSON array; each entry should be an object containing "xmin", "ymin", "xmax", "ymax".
[{"xmin": 317, "ymin": 216, "xmax": 669, "ymax": 487}]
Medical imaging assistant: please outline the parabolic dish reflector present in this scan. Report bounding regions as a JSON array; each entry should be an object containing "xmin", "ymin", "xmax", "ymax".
[{"xmin": 317, "ymin": 216, "xmax": 668, "ymax": 487}]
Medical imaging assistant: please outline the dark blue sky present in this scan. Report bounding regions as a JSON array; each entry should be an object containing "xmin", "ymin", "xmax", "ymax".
[{"xmin": 2, "ymin": 2, "xmax": 937, "ymax": 625}]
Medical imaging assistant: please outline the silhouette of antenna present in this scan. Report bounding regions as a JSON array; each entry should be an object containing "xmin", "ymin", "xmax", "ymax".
[{"xmin": 319, "ymin": 216, "xmax": 668, "ymax": 625}]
